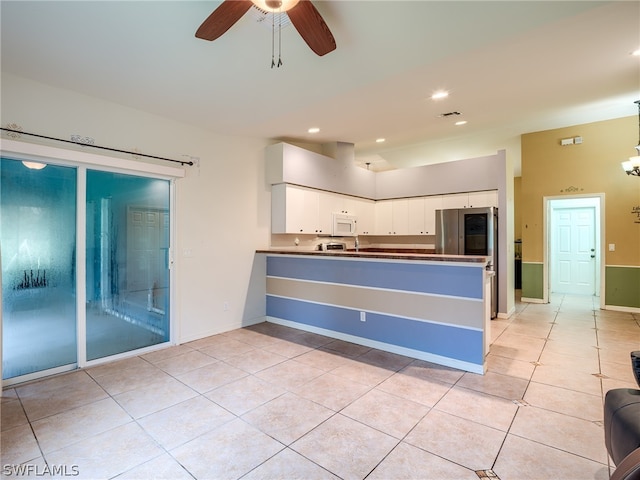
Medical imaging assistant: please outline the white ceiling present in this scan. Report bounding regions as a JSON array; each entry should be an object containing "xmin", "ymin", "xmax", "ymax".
[{"xmin": 1, "ymin": 1, "xmax": 639, "ymax": 175}]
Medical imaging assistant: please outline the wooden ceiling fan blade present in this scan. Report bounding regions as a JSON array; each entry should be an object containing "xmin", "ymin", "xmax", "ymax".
[
  {"xmin": 287, "ymin": 1, "xmax": 336, "ymax": 56},
  {"xmin": 195, "ymin": 0, "xmax": 253, "ymax": 41}
]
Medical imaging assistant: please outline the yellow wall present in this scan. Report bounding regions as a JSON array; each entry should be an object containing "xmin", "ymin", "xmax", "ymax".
[
  {"xmin": 514, "ymin": 176, "xmax": 522, "ymax": 242},
  {"xmin": 521, "ymin": 116, "xmax": 640, "ymax": 266}
]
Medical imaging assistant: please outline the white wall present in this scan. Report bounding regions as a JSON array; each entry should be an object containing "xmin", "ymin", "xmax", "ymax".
[
  {"xmin": 375, "ymin": 152, "xmax": 507, "ymax": 199},
  {"xmin": 1, "ymin": 73, "xmax": 271, "ymax": 344},
  {"xmin": 266, "ymin": 143, "xmax": 377, "ymax": 198}
]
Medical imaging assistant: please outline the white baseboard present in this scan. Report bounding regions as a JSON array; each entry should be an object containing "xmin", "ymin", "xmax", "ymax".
[
  {"xmin": 603, "ymin": 304, "xmax": 640, "ymax": 314},
  {"xmin": 178, "ymin": 316, "xmax": 267, "ymax": 344},
  {"xmin": 497, "ymin": 306, "xmax": 516, "ymax": 319},
  {"xmin": 520, "ymin": 297, "xmax": 546, "ymax": 304}
]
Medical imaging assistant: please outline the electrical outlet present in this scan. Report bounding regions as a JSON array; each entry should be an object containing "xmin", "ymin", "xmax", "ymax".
[
  {"xmin": 223, "ymin": 301, "xmax": 229, "ymax": 311},
  {"xmin": 360, "ymin": 311, "xmax": 366, "ymax": 322}
]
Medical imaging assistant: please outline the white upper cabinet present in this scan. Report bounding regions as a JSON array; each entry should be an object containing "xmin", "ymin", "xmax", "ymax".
[
  {"xmin": 423, "ymin": 195, "xmax": 442, "ymax": 235},
  {"xmin": 375, "ymin": 199, "xmax": 408, "ymax": 235},
  {"xmin": 374, "ymin": 200, "xmax": 393, "ymax": 235},
  {"xmin": 407, "ymin": 195, "xmax": 442, "ymax": 235},
  {"xmin": 351, "ymin": 197, "xmax": 375, "ymax": 235},
  {"xmin": 392, "ymin": 199, "xmax": 409, "ymax": 235},
  {"xmin": 467, "ymin": 190, "xmax": 498, "ymax": 208},
  {"xmin": 440, "ymin": 193, "xmax": 470, "ymax": 209},
  {"xmin": 273, "ymin": 184, "xmax": 497, "ymax": 236},
  {"xmin": 440, "ymin": 191, "xmax": 498, "ymax": 209},
  {"xmin": 318, "ymin": 191, "xmax": 340, "ymax": 234},
  {"xmin": 337, "ymin": 195, "xmax": 357, "ymax": 215},
  {"xmin": 407, "ymin": 197, "xmax": 425, "ymax": 235},
  {"xmin": 272, "ymin": 184, "xmax": 323, "ymax": 234}
]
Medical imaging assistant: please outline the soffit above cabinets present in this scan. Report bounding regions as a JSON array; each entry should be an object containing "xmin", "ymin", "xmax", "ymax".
[{"xmin": 266, "ymin": 143, "xmax": 506, "ymax": 200}]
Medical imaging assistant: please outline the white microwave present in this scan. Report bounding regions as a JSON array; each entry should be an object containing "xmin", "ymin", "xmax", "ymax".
[{"xmin": 332, "ymin": 212, "xmax": 357, "ymax": 237}]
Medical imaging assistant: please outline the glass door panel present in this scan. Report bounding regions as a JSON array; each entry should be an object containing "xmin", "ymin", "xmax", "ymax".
[
  {"xmin": 85, "ymin": 171, "xmax": 170, "ymax": 360},
  {"xmin": 1, "ymin": 158, "xmax": 77, "ymax": 379}
]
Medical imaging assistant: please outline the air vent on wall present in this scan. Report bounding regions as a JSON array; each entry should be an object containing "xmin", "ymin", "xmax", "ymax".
[{"xmin": 439, "ymin": 111, "xmax": 461, "ymax": 117}]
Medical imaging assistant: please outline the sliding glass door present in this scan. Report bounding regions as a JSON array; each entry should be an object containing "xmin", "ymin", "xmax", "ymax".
[
  {"xmin": 1, "ymin": 158, "xmax": 77, "ymax": 379},
  {"xmin": 85, "ymin": 171, "xmax": 170, "ymax": 360},
  {"xmin": 2, "ymin": 158, "xmax": 172, "ymax": 382}
]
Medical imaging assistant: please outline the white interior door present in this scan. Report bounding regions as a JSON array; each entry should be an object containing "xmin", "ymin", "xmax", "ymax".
[{"xmin": 551, "ymin": 206, "xmax": 596, "ymax": 295}]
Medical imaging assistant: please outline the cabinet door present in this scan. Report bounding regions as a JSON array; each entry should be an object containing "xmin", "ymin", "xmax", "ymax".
[
  {"xmin": 407, "ymin": 197, "xmax": 426, "ymax": 235},
  {"xmin": 423, "ymin": 195, "xmax": 442, "ymax": 235},
  {"xmin": 271, "ymin": 184, "xmax": 310, "ymax": 234},
  {"xmin": 288, "ymin": 186, "xmax": 319, "ymax": 233},
  {"xmin": 286, "ymin": 186, "xmax": 307, "ymax": 233},
  {"xmin": 391, "ymin": 199, "xmax": 409, "ymax": 235},
  {"xmin": 339, "ymin": 194, "xmax": 357, "ymax": 215},
  {"xmin": 468, "ymin": 190, "xmax": 498, "ymax": 208},
  {"xmin": 375, "ymin": 200, "xmax": 393, "ymax": 235},
  {"xmin": 317, "ymin": 191, "xmax": 340, "ymax": 235},
  {"xmin": 375, "ymin": 199, "xmax": 410, "ymax": 235},
  {"xmin": 352, "ymin": 198, "xmax": 375, "ymax": 235},
  {"xmin": 271, "ymin": 184, "xmax": 287, "ymax": 233},
  {"xmin": 441, "ymin": 193, "xmax": 469, "ymax": 209}
]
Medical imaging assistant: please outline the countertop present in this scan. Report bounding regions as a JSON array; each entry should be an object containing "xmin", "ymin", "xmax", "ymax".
[{"xmin": 256, "ymin": 248, "xmax": 490, "ymax": 264}]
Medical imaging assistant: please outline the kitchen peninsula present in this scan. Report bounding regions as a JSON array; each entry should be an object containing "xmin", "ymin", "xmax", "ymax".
[{"xmin": 256, "ymin": 249, "xmax": 493, "ymax": 374}]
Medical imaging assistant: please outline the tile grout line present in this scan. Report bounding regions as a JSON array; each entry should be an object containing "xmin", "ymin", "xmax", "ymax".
[{"xmin": 489, "ymin": 293, "xmax": 562, "ymax": 475}]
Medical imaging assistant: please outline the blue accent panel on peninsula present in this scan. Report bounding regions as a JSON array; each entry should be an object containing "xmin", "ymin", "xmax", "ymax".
[
  {"xmin": 267, "ymin": 256, "xmax": 483, "ymax": 299},
  {"xmin": 266, "ymin": 296, "xmax": 484, "ymax": 365}
]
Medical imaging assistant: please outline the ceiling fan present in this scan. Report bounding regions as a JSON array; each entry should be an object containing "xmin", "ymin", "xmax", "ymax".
[{"xmin": 195, "ymin": 0, "xmax": 336, "ymax": 57}]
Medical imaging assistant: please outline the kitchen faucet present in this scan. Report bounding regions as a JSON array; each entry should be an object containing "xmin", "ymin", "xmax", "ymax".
[{"xmin": 354, "ymin": 235, "xmax": 359, "ymax": 252}]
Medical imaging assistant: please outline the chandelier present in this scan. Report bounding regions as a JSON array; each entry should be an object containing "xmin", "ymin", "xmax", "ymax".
[{"xmin": 621, "ymin": 100, "xmax": 640, "ymax": 176}]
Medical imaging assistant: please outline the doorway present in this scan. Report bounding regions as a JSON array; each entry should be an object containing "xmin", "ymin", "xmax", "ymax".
[
  {"xmin": 1, "ymin": 158, "xmax": 173, "ymax": 384},
  {"xmin": 545, "ymin": 195, "xmax": 602, "ymax": 302}
]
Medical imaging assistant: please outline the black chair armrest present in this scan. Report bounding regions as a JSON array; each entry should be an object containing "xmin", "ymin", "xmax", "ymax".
[{"xmin": 611, "ymin": 447, "xmax": 640, "ymax": 480}]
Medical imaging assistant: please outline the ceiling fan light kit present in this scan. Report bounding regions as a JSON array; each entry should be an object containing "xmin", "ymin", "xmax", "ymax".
[
  {"xmin": 622, "ymin": 100, "xmax": 640, "ymax": 176},
  {"xmin": 195, "ymin": 0, "xmax": 336, "ymax": 65},
  {"xmin": 251, "ymin": 0, "xmax": 300, "ymax": 13}
]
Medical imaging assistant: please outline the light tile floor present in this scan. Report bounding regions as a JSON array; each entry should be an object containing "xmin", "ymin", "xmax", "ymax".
[{"xmin": 2, "ymin": 293, "xmax": 639, "ymax": 479}]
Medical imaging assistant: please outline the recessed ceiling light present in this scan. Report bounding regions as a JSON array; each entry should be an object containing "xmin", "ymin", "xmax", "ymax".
[
  {"xmin": 376, "ymin": 138, "xmax": 386, "ymax": 143},
  {"xmin": 431, "ymin": 91, "xmax": 449, "ymax": 100},
  {"xmin": 455, "ymin": 120, "xmax": 467, "ymax": 126},
  {"xmin": 308, "ymin": 127, "xmax": 320, "ymax": 134}
]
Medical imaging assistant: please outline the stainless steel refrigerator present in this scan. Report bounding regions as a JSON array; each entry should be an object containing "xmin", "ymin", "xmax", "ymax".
[{"xmin": 435, "ymin": 207, "xmax": 498, "ymax": 318}]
